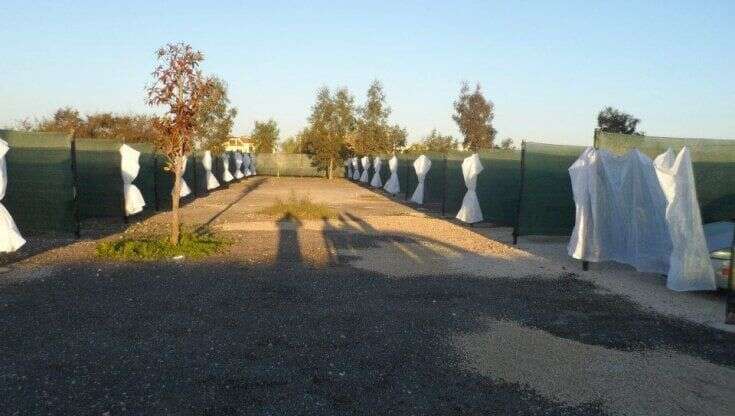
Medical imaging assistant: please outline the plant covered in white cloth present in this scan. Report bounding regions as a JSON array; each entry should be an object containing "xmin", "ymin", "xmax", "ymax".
[
  {"xmin": 567, "ymin": 146, "xmax": 715, "ymax": 291},
  {"xmin": 179, "ymin": 157, "xmax": 192, "ymax": 198},
  {"xmin": 455, "ymin": 153, "xmax": 484, "ymax": 223},
  {"xmin": 383, "ymin": 155, "xmax": 400, "ymax": 194},
  {"xmin": 410, "ymin": 155, "xmax": 431, "ymax": 204},
  {"xmin": 0, "ymin": 139, "xmax": 26, "ymax": 253},
  {"xmin": 221, "ymin": 153, "xmax": 234, "ymax": 182},
  {"xmin": 234, "ymin": 152, "xmax": 244, "ymax": 179},
  {"xmin": 370, "ymin": 157, "xmax": 383, "ymax": 188},
  {"xmin": 345, "ymin": 159, "xmax": 353, "ymax": 179},
  {"xmin": 119, "ymin": 144, "xmax": 146, "ymax": 216},
  {"xmin": 202, "ymin": 151, "xmax": 220, "ymax": 190},
  {"xmin": 654, "ymin": 148, "xmax": 716, "ymax": 291},
  {"xmin": 242, "ymin": 154, "xmax": 252, "ymax": 176},
  {"xmin": 351, "ymin": 157, "xmax": 360, "ymax": 180},
  {"xmin": 359, "ymin": 156, "xmax": 370, "ymax": 183}
]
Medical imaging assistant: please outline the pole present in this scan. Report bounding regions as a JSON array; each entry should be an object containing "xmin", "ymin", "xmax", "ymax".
[
  {"xmin": 512, "ymin": 141, "xmax": 526, "ymax": 245},
  {"xmin": 70, "ymin": 136, "xmax": 81, "ymax": 238},
  {"xmin": 441, "ymin": 154, "xmax": 448, "ymax": 216},
  {"xmin": 153, "ymin": 154, "xmax": 160, "ymax": 211}
]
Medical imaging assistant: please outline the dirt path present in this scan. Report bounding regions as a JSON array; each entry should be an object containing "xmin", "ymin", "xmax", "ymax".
[{"xmin": 2, "ymin": 177, "xmax": 734, "ymax": 415}]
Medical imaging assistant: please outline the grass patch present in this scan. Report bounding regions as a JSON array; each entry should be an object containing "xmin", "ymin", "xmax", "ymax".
[
  {"xmin": 96, "ymin": 229, "xmax": 227, "ymax": 261},
  {"xmin": 259, "ymin": 192, "xmax": 336, "ymax": 220}
]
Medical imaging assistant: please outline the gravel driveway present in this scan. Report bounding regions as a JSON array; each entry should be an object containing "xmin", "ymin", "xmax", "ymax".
[{"xmin": 1, "ymin": 177, "xmax": 733, "ymax": 415}]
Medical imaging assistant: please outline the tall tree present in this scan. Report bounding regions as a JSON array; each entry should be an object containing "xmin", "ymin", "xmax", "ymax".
[
  {"xmin": 597, "ymin": 107, "xmax": 642, "ymax": 135},
  {"xmin": 302, "ymin": 86, "xmax": 356, "ymax": 178},
  {"xmin": 498, "ymin": 137, "xmax": 515, "ymax": 150},
  {"xmin": 146, "ymin": 42, "xmax": 210, "ymax": 244},
  {"xmin": 251, "ymin": 119, "xmax": 279, "ymax": 153},
  {"xmin": 194, "ymin": 76, "xmax": 238, "ymax": 152},
  {"xmin": 354, "ymin": 80, "xmax": 391, "ymax": 155},
  {"xmin": 452, "ymin": 82, "xmax": 496, "ymax": 151}
]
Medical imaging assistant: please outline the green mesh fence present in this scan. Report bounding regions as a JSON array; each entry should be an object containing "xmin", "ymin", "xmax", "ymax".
[
  {"xmin": 253, "ymin": 153, "xmax": 345, "ymax": 177},
  {"xmin": 516, "ymin": 142, "xmax": 586, "ymax": 236},
  {"xmin": 596, "ymin": 131, "xmax": 735, "ymax": 223},
  {"xmin": 127, "ymin": 143, "xmax": 158, "ymax": 212},
  {"xmin": 0, "ymin": 130, "xmax": 76, "ymax": 235},
  {"xmin": 154, "ymin": 153, "xmax": 200, "ymax": 210},
  {"xmin": 75, "ymin": 138, "xmax": 125, "ymax": 219}
]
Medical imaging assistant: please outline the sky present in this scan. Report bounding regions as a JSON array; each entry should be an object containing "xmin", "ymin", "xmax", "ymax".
[{"xmin": 1, "ymin": 0, "xmax": 733, "ymax": 146}]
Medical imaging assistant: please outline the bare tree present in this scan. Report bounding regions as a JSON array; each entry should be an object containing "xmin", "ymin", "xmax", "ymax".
[{"xmin": 146, "ymin": 42, "xmax": 210, "ymax": 244}]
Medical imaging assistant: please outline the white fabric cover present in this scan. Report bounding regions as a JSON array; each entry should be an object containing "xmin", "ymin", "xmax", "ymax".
[
  {"xmin": 456, "ymin": 153, "xmax": 484, "ymax": 223},
  {"xmin": 119, "ymin": 144, "xmax": 146, "ymax": 216},
  {"xmin": 202, "ymin": 151, "xmax": 220, "ymax": 190},
  {"xmin": 410, "ymin": 155, "xmax": 431, "ymax": 204},
  {"xmin": 179, "ymin": 157, "xmax": 192, "ymax": 198},
  {"xmin": 351, "ymin": 157, "xmax": 360, "ymax": 180},
  {"xmin": 0, "ymin": 139, "xmax": 26, "ymax": 252},
  {"xmin": 250, "ymin": 155, "xmax": 257, "ymax": 176},
  {"xmin": 654, "ymin": 148, "xmax": 716, "ymax": 291},
  {"xmin": 221, "ymin": 154, "xmax": 234, "ymax": 183},
  {"xmin": 370, "ymin": 157, "xmax": 383, "ymax": 188},
  {"xmin": 567, "ymin": 147, "xmax": 714, "ymax": 291},
  {"xmin": 383, "ymin": 156, "xmax": 400, "ymax": 194},
  {"xmin": 345, "ymin": 159, "xmax": 353, "ymax": 179},
  {"xmin": 234, "ymin": 152, "xmax": 244, "ymax": 179},
  {"xmin": 243, "ymin": 154, "xmax": 252, "ymax": 176},
  {"xmin": 359, "ymin": 156, "xmax": 370, "ymax": 183}
]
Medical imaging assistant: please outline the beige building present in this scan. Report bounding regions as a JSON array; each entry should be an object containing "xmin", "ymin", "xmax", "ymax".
[{"xmin": 225, "ymin": 136, "xmax": 255, "ymax": 153}]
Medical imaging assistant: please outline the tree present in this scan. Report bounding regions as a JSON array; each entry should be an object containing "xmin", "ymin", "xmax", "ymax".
[
  {"xmin": 251, "ymin": 119, "xmax": 279, "ymax": 153},
  {"xmin": 354, "ymin": 80, "xmax": 391, "ymax": 155},
  {"xmin": 194, "ymin": 76, "xmax": 238, "ymax": 152},
  {"xmin": 422, "ymin": 129, "xmax": 458, "ymax": 153},
  {"xmin": 38, "ymin": 107, "xmax": 82, "ymax": 135},
  {"xmin": 301, "ymin": 86, "xmax": 356, "ymax": 178},
  {"xmin": 34, "ymin": 108, "xmax": 161, "ymax": 142},
  {"xmin": 498, "ymin": 137, "xmax": 515, "ymax": 150},
  {"xmin": 146, "ymin": 42, "xmax": 210, "ymax": 244},
  {"xmin": 597, "ymin": 107, "xmax": 642, "ymax": 135},
  {"xmin": 452, "ymin": 82, "xmax": 496, "ymax": 151},
  {"xmin": 280, "ymin": 136, "xmax": 303, "ymax": 153}
]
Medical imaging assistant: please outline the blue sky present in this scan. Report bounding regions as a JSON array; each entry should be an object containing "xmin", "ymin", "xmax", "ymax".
[{"xmin": 1, "ymin": 0, "xmax": 733, "ymax": 145}]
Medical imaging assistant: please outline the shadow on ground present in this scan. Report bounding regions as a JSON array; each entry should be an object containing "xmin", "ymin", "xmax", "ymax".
[{"xmin": 1, "ymin": 212, "xmax": 734, "ymax": 415}]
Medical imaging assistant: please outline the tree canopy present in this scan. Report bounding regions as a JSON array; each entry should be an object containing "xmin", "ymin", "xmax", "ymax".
[
  {"xmin": 194, "ymin": 76, "xmax": 238, "ymax": 152},
  {"xmin": 597, "ymin": 107, "xmax": 642, "ymax": 135},
  {"xmin": 404, "ymin": 129, "xmax": 458, "ymax": 154},
  {"xmin": 352, "ymin": 80, "xmax": 406, "ymax": 155},
  {"xmin": 251, "ymin": 119, "xmax": 279, "ymax": 153},
  {"xmin": 452, "ymin": 82, "xmax": 496, "ymax": 151}
]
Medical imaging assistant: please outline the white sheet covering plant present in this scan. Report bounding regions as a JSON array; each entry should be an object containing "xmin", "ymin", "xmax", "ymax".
[
  {"xmin": 654, "ymin": 148, "xmax": 716, "ymax": 291},
  {"xmin": 0, "ymin": 139, "xmax": 26, "ymax": 252},
  {"xmin": 346, "ymin": 159, "xmax": 353, "ymax": 179},
  {"xmin": 456, "ymin": 153, "xmax": 484, "ymax": 223},
  {"xmin": 383, "ymin": 155, "xmax": 400, "ymax": 194},
  {"xmin": 360, "ymin": 156, "xmax": 370, "ymax": 183},
  {"xmin": 243, "ymin": 154, "xmax": 252, "ymax": 176},
  {"xmin": 179, "ymin": 157, "xmax": 192, "ymax": 198},
  {"xmin": 234, "ymin": 152, "xmax": 244, "ymax": 179},
  {"xmin": 221, "ymin": 153, "xmax": 234, "ymax": 183},
  {"xmin": 351, "ymin": 157, "xmax": 360, "ymax": 180},
  {"xmin": 119, "ymin": 144, "xmax": 146, "ymax": 216},
  {"xmin": 410, "ymin": 155, "xmax": 431, "ymax": 204},
  {"xmin": 370, "ymin": 157, "xmax": 383, "ymax": 188},
  {"xmin": 568, "ymin": 146, "xmax": 715, "ymax": 291},
  {"xmin": 202, "ymin": 151, "xmax": 220, "ymax": 190}
]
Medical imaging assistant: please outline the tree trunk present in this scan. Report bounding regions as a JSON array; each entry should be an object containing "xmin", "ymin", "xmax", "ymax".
[
  {"xmin": 170, "ymin": 155, "xmax": 183, "ymax": 245},
  {"xmin": 328, "ymin": 158, "xmax": 334, "ymax": 180}
]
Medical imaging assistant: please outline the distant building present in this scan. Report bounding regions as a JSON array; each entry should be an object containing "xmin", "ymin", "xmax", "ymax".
[{"xmin": 225, "ymin": 136, "xmax": 255, "ymax": 153}]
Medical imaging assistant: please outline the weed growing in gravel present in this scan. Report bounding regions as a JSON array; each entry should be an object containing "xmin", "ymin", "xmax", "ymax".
[
  {"xmin": 259, "ymin": 192, "xmax": 336, "ymax": 220},
  {"xmin": 96, "ymin": 229, "xmax": 227, "ymax": 261}
]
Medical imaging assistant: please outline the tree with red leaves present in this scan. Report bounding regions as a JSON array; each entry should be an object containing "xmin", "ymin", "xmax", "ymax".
[{"xmin": 147, "ymin": 43, "xmax": 210, "ymax": 244}]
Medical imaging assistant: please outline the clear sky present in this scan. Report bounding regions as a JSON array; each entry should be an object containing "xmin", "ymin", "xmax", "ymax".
[{"xmin": 1, "ymin": 0, "xmax": 733, "ymax": 146}]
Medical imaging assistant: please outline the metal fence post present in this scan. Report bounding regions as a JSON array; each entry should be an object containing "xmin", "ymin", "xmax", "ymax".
[
  {"xmin": 441, "ymin": 155, "xmax": 448, "ymax": 216},
  {"xmin": 512, "ymin": 141, "xmax": 526, "ymax": 245},
  {"xmin": 153, "ymin": 154, "xmax": 160, "ymax": 211},
  {"xmin": 70, "ymin": 136, "xmax": 81, "ymax": 238}
]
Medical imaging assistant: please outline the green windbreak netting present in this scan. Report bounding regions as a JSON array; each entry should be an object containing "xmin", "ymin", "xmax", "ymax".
[
  {"xmin": 517, "ymin": 142, "xmax": 585, "ymax": 236},
  {"xmin": 75, "ymin": 138, "xmax": 125, "ymax": 219},
  {"xmin": 127, "ymin": 143, "xmax": 157, "ymax": 212},
  {"xmin": 0, "ymin": 130, "xmax": 75, "ymax": 234},
  {"xmin": 155, "ymin": 153, "xmax": 198, "ymax": 210},
  {"xmin": 421, "ymin": 153, "xmax": 447, "ymax": 208},
  {"xmin": 397, "ymin": 155, "xmax": 416, "ymax": 197},
  {"xmin": 596, "ymin": 131, "xmax": 735, "ymax": 223},
  {"xmin": 254, "ymin": 153, "xmax": 344, "ymax": 177}
]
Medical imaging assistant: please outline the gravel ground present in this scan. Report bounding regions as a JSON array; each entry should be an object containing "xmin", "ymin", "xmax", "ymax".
[{"xmin": 1, "ymin": 177, "xmax": 734, "ymax": 415}]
